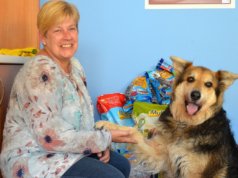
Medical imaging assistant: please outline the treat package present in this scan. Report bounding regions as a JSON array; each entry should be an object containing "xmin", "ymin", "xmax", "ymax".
[
  {"xmin": 132, "ymin": 101, "xmax": 167, "ymax": 137},
  {"xmin": 124, "ymin": 76, "xmax": 152, "ymax": 113},
  {"xmin": 156, "ymin": 58, "xmax": 175, "ymax": 75},
  {"xmin": 146, "ymin": 58, "xmax": 175, "ymax": 105},
  {"xmin": 126, "ymin": 76, "xmax": 152, "ymax": 102}
]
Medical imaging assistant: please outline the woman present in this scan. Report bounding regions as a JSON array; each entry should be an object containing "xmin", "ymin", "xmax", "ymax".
[{"xmin": 0, "ymin": 1, "xmax": 135, "ymax": 178}]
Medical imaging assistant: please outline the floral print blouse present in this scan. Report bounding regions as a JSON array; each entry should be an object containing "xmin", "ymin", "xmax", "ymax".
[{"xmin": 0, "ymin": 55, "xmax": 111, "ymax": 178}]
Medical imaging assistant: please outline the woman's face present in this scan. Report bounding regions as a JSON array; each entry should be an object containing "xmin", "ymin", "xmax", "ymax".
[{"xmin": 42, "ymin": 17, "xmax": 78, "ymax": 62}]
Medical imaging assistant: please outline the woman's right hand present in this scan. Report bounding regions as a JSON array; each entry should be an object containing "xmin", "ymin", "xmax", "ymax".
[{"xmin": 110, "ymin": 129, "xmax": 137, "ymax": 144}]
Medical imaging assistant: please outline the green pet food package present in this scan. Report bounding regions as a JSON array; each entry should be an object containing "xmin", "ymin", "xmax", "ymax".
[{"xmin": 132, "ymin": 101, "xmax": 167, "ymax": 137}]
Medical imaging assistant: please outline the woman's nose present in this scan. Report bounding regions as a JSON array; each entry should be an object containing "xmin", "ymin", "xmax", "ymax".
[{"xmin": 62, "ymin": 30, "xmax": 71, "ymax": 39}]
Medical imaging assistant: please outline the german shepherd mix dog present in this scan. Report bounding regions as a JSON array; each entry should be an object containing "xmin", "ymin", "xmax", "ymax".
[{"xmin": 96, "ymin": 56, "xmax": 238, "ymax": 178}]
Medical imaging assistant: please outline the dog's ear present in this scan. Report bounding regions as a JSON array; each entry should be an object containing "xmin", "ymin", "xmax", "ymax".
[
  {"xmin": 170, "ymin": 56, "xmax": 192, "ymax": 78},
  {"xmin": 216, "ymin": 70, "xmax": 238, "ymax": 91}
]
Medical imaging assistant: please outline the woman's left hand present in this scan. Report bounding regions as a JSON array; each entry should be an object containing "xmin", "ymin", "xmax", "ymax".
[{"xmin": 97, "ymin": 148, "xmax": 110, "ymax": 163}]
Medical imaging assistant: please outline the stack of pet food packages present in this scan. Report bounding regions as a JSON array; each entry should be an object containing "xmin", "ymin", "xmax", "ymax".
[{"xmin": 97, "ymin": 58, "xmax": 175, "ymax": 177}]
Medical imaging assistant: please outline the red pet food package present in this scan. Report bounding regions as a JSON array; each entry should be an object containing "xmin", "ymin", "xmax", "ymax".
[
  {"xmin": 97, "ymin": 93, "xmax": 135, "ymax": 158},
  {"xmin": 97, "ymin": 93, "xmax": 135, "ymax": 127}
]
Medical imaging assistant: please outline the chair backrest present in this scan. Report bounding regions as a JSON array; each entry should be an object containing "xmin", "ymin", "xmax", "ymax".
[
  {"xmin": 0, "ymin": 64, "xmax": 23, "ymax": 178},
  {"xmin": 0, "ymin": 78, "xmax": 5, "ymax": 152},
  {"xmin": 0, "ymin": 64, "xmax": 22, "ymax": 150}
]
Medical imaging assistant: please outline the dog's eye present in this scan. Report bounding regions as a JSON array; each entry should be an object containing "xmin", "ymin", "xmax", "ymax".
[
  {"xmin": 205, "ymin": 82, "xmax": 213, "ymax": 88},
  {"xmin": 187, "ymin": 76, "xmax": 195, "ymax": 83}
]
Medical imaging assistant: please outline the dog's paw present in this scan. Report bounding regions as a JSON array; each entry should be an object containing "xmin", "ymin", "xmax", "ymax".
[
  {"xmin": 95, "ymin": 120, "xmax": 120, "ymax": 131},
  {"xmin": 95, "ymin": 121, "xmax": 138, "ymax": 133},
  {"xmin": 94, "ymin": 120, "xmax": 107, "ymax": 130}
]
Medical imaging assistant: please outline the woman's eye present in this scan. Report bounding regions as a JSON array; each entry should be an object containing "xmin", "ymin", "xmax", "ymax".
[
  {"xmin": 205, "ymin": 82, "xmax": 213, "ymax": 88},
  {"xmin": 187, "ymin": 76, "xmax": 195, "ymax": 83},
  {"xmin": 54, "ymin": 29, "xmax": 61, "ymax": 33},
  {"xmin": 69, "ymin": 27, "xmax": 77, "ymax": 31}
]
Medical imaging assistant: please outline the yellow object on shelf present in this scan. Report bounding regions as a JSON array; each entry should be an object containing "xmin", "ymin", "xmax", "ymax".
[{"xmin": 0, "ymin": 48, "xmax": 38, "ymax": 57}]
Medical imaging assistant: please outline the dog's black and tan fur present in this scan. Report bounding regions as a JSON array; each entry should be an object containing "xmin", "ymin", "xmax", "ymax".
[{"xmin": 96, "ymin": 56, "xmax": 238, "ymax": 178}]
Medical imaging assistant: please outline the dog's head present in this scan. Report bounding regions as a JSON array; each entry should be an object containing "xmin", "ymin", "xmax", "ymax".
[{"xmin": 169, "ymin": 56, "xmax": 238, "ymax": 125}]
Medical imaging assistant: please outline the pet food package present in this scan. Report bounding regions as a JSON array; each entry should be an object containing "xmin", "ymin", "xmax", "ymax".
[
  {"xmin": 129, "ymin": 101, "xmax": 167, "ymax": 178},
  {"xmin": 126, "ymin": 76, "xmax": 152, "ymax": 103},
  {"xmin": 146, "ymin": 70, "xmax": 173, "ymax": 105},
  {"xmin": 157, "ymin": 58, "xmax": 175, "ymax": 75},
  {"xmin": 130, "ymin": 101, "xmax": 167, "ymax": 177},
  {"xmin": 132, "ymin": 101, "xmax": 167, "ymax": 137},
  {"xmin": 97, "ymin": 93, "xmax": 135, "ymax": 127},
  {"xmin": 97, "ymin": 93, "xmax": 135, "ymax": 157},
  {"xmin": 146, "ymin": 58, "xmax": 174, "ymax": 105},
  {"xmin": 124, "ymin": 76, "xmax": 152, "ymax": 113}
]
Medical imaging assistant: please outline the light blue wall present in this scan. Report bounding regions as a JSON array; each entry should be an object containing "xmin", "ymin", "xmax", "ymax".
[{"xmin": 41, "ymin": 0, "xmax": 238, "ymax": 142}]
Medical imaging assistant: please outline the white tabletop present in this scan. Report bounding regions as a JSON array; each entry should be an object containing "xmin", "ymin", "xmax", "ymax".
[{"xmin": 0, "ymin": 55, "xmax": 30, "ymax": 64}]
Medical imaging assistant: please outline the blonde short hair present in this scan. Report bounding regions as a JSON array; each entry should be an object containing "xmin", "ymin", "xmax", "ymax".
[{"xmin": 37, "ymin": 0, "xmax": 80, "ymax": 36}]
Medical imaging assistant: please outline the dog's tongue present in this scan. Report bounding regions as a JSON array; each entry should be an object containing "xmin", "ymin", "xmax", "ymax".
[{"xmin": 186, "ymin": 103, "xmax": 199, "ymax": 115}]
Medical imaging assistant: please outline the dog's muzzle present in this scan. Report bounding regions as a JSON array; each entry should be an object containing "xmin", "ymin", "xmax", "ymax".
[
  {"xmin": 191, "ymin": 90, "xmax": 201, "ymax": 101},
  {"xmin": 186, "ymin": 90, "xmax": 201, "ymax": 116}
]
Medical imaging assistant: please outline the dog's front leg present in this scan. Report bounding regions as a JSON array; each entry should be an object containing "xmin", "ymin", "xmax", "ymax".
[
  {"xmin": 95, "ymin": 121, "xmax": 169, "ymax": 174},
  {"xmin": 130, "ymin": 129, "xmax": 170, "ymax": 174}
]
